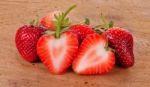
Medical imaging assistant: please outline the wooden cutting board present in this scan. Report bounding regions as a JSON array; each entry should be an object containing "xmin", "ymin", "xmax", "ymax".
[{"xmin": 0, "ymin": 0, "xmax": 150, "ymax": 87}]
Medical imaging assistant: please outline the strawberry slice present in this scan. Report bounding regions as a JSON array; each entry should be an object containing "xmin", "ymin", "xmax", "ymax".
[
  {"xmin": 73, "ymin": 34, "xmax": 115, "ymax": 75},
  {"xmin": 37, "ymin": 5, "xmax": 78, "ymax": 74},
  {"xmin": 37, "ymin": 32, "xmax": 78, "ymax": 74}
]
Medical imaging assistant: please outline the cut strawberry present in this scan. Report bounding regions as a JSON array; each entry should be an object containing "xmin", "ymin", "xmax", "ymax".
[
  {"xmin": 37, "ymin": 32, "xmax": 78, "ymax": 74},
  {"xmin": 73, "ymin": 34, "xmax": 115, "ymax": 75},
  {"xmin": 37, "ymin": 5, "xmax": 78, "ymax": 74}
]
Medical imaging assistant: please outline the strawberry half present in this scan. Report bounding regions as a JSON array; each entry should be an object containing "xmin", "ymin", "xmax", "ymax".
[
  {"xmin": 69, "ymin": 24, "xmax": 95, "ymax": 43},
  {"xmin": 73, "ymin": 34, "xmax": 115, "ymax": 75},
  {"xmin": 37, "ymin": 5, "xmax": 78, "ymax": 74},
  {"xmin": 37, "ymin": 32, "xmax": 78, "ymax": 74}
]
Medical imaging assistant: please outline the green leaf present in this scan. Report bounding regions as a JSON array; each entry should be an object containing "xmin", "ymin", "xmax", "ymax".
[
  {"xmin": 29, "ymin": 15, "xmax": 39, "ymax": 26},
  {"xmin": 84, "ymin": 18, "xmax": 90, "ymax": 25},
  {"xmin": 108, "ymin": 21, "xmax": 114, "ymax": 28},
  {"xmin": 54, "ymin": 5, "xmax": 77, "ymax": 38},
  {"xmin": 98, "ymin": 14, "xmax": 114, "ymax": 29}
]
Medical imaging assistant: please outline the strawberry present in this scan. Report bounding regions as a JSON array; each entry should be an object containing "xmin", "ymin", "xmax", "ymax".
[
  {"xmin": 103, "ymin": 27, "xmax": 134, "ymax": 68},
  {"xmin": 94, "ymin": 15, "xmax": 134, "ymax": 68},
  {"xmin": 69, "ymin": 24, "xmax": 95, "ymax": 43},
  {"xmin": 40, "ymin": 11, "xmax": 60, "ymax": 29},
  {"xmin": 73, "ymin": 34, "xmax": 115, "ymax": 75},
  {"xmin": 37, "ymin": 32, "xmax": 78, "ymax": 74},
  {"xmin": 37, "ymin": 5, "xmax": 78, "ymax": 74},
  {"xmin": 15, "ymin": 25, "xmax": 45, "ymax": 62}
]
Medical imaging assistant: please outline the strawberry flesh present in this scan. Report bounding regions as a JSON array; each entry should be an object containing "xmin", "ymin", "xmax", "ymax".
[
  {"xmin": 37, "ymin": 32, "xmax": 78, "ymax": 74},
  {"xmin": 73, "ymin": 34, "xmax": 115, "ymax": 75}
]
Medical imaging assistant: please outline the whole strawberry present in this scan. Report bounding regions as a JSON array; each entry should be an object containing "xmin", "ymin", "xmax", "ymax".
[
  {"xmin": 94, "ymin": 15, "xmax": 134, "ymax": 68},
  {"xmin": 103, "ymin": 27, "xmax": 134, "ymax": 68},
  {"xmin": 15, "ymin": 20, "xmax": 45, "ymax": 62},
  {"xmin": 40, "ymin": 11, "xmax": 60, "ymax": 30},
  {"xmin": 69, "ymin": 24, "xmax": 95, "ymax": 44}
]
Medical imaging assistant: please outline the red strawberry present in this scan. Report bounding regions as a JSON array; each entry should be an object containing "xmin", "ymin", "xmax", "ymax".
[
  {"xmin": 37, "ymin": 5, "xmax": 78, "ymax": 74},
  {"xmin": 40, "ymin": 11, "xmax": 60, "ymax": 29},
  {"xmin": 69, "ymin": 24, "xmax": 95, "ymax": 43},
  {"xmin": 103, "ymin": 27, "xmax": 134, "ymax": 68},
  {"xmin": 15, "ymin": 25, "xmax": 45, "ymax": 62},
  {"xmin": 73, "ymin": 34, "xmax": 115, "ymax": 75},
  {"xmin": 37, "ymin": 32, "xmax": 78, "ymax": 74}
]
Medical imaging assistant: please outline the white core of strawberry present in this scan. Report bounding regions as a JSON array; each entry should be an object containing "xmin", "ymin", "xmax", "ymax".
[
  {"xmin": 48, "ymin": 36, "xmax": 67, "ymax": 71},
  {"xmin": 75, "ymin": 42, "xmax": 109, "ymax": 73}
]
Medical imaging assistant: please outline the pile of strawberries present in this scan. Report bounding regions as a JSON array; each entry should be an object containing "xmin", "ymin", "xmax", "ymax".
[{"xmin": 15, "ymin": 5, "xmax": 134, "ymax": 75}]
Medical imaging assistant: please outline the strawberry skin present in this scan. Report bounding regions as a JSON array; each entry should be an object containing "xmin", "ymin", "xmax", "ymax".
[
  {"xmin": 73, "ymin": 34, "xmax": 115, "ymax": 75},
  {"xmin": 40, "ymin": 11, "xmax": 60, "ymax": 29},
  {"xmin": 69, "ymin": 24, "xmax": 95, "ymax": 43},
  {"xmin": 37, "ymin": 32, "xmax": 78, "ymax": 74},
  {"xmin": 103, "ymin": 27, "xmax": 134, "ymax": 68},
  {"xmin": 15, "ymin": 25, "xmax": 45, "ymax": 62}
]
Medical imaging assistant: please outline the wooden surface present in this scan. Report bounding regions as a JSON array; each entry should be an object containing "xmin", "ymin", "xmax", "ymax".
[{"xmin": 0, "ymin": 0, "xmax": 150, "ymax": 87}]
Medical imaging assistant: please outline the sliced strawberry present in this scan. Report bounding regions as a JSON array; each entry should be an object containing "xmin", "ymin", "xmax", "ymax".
[
  {"xmin": 37, "ymin": 32, "xmax": 78, "ymax": 74},
  {"xmin": 73, "ymin": 34, "xmax": 115, "ymax": 75}
]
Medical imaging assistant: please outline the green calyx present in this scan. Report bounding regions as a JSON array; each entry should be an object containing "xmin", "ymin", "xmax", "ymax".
[
  {"xmin": 100, "ymin": 14, "xmax": 114, "ymax": 29},
  {"xmin": 83, "ymin": 18, "xmax": 90, "ymax": 25},
  {"xmin": 79, "ymin": 18, "xmax": 90, "ymax": 25},
  {"xmin": 29, "ymin": 15, "xmax": 39, "ymax": 26},
  {"xmin": 53, "ymin": 5, "xmax": 77, "ymax": 38},
  {"xmin": 94, "ymin": 14, "xmax": 114, "ymax": 34}
]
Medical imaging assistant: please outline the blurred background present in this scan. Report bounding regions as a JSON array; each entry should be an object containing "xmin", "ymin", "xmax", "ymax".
[{"xmin": 0, "ymin": 0, "xmax": 150, "ymax": 87}]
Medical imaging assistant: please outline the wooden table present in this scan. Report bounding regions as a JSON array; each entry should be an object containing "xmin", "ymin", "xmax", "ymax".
[{"xmin": 0, "ymin": 0, "xmax": 150, "ymax": 87}]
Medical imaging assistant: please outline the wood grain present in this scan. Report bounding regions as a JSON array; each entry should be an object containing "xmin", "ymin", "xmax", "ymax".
[{"xmin": 0, "ymin": 0, "xmax": 150, "ymax": 87}]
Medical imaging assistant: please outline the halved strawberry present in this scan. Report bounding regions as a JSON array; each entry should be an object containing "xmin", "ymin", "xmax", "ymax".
[
  {"xmin": 37, "ymin": 5, "xmax": 78, "ymax": 74},
  {"xmin": 73, "ymin": 34, "xmax": 115, "ymax": 75},
  {"xmin": 37, "ymin": 32, "xmax": 78, "ymax": 74}
]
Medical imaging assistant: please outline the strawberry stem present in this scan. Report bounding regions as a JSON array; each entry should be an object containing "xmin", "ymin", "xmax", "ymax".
[
  {"xmin": 100, "ymin": 14, "xmax": 113, "ymax": 29},
  {"xmin": 29, "ymin": 15, "xmax": 39, "ymax": 26},
  {"xmin": 54, "ymin": 5, "xmax": 77, "ymax": 38},
  {"xmin": 84, "ymin": 18, "xmax": 90, "ymax": 25},
  {"xmin": 34, "ymin": 15, "xmax": 39, "ymax": 25},
  {"xmin": 93, "ymin": 14, "xmax": 114, "ymax": 33},
  {"xmin": 79, "ymin": 18, "xmax": 90, "ymax": 25}
]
